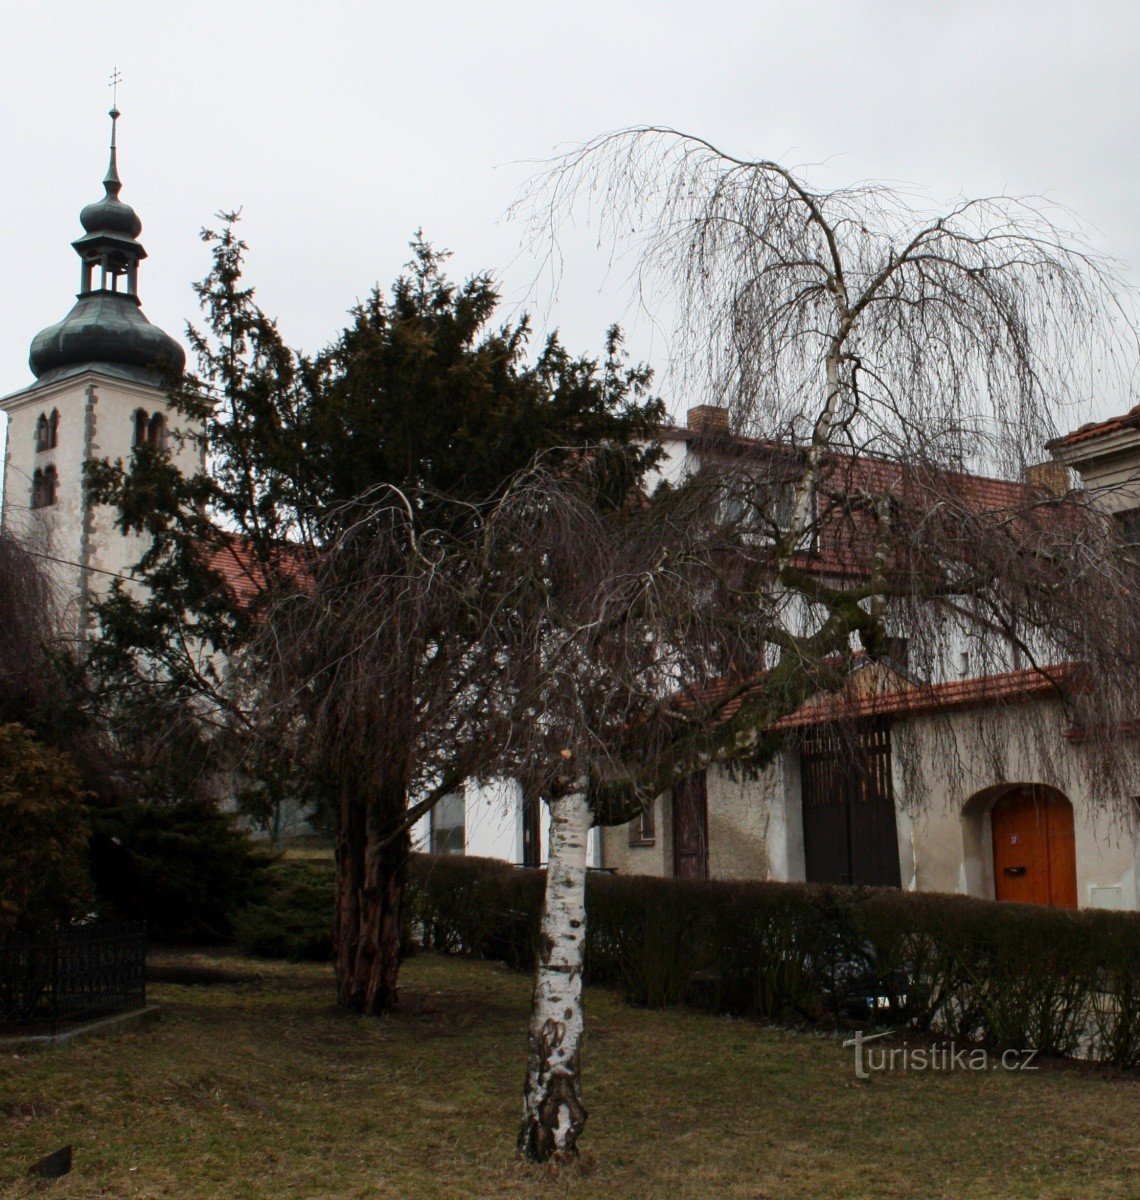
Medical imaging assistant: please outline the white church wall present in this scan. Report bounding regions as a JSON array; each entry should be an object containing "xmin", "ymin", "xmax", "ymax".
[{"xmin": 1, "ymin": 368, "xmax": 201, "ymax": 631}]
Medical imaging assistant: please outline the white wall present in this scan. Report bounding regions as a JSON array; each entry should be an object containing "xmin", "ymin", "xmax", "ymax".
[
  {"xmin": 416, "ymin": 777, "xmax": 554, "ymax": 865},
  {"xmin": 0, "ymin": 368, "xmax": 201, "ymax": 631}
]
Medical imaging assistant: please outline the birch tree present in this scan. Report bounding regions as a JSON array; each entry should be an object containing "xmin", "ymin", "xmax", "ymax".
[{"xmin": 500, "ymin": 128, "xmax": 1140, "ymax": 1161}]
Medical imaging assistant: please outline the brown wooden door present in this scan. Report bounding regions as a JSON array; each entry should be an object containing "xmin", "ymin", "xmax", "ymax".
[
  {"xmin": 801, "ymin": 722, "xmax": 901, "ymax": 888},
  {"xmin": 672, "ymin": 771, "xmax": 708, "ymax": 879},
  {"xmin": 991, "ymin": 788, "xmax": 1077, "ymax": 908}
]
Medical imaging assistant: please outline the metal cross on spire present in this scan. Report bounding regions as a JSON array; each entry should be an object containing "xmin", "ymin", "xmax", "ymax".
[{"xmin": 109, "ymin": 66, "xmax": 123, "ymax": 110}]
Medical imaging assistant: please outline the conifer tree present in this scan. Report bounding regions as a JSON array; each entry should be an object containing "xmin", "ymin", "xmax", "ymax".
[{"xmin": 87, "ymin": 216, "xmax": 664, "ymax": 1011}]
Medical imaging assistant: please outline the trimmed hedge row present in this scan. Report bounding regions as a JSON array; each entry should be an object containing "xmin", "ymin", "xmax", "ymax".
[
  {"xmin": 407, "ymin": 854, "xmax": 1140, "ymax": 1067},
  {"xmin": 236, "ymin": 852, "xmax": 1140, "ymax": 1067}
]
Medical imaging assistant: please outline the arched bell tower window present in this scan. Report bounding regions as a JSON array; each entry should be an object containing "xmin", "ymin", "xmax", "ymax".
[
  {"xmin": 147, "ymin": 412, "xmax": 166, "ymax": 449},
  {"xmin": 31, "ymin": 464, "xmax": 59, "ymax": 510},
  {"xmin": 34, "ymin": 411, "xmax": 59, "ymax": 453},
  {"xmin": 133, "ymin": 409, "xmax": 167, "ymax": 449}
]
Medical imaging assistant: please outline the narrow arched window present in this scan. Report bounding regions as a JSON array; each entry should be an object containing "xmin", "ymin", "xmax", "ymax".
[
  {"xmin": 47, "ymin": 409, "xmax": 60, "ymax": 450},
  {"xmin": 133, "ymin": 408, "xmax": 149, "ymax": 447},
  {"xmin": 31, "ymin": 465, "xmax": 58, "ymax": 510},
  {"xmin": 147, "ymin": 412, "xmax": 167, "ymax": 449},
  {"xmin": 34, "ymin": 413, "xmax": 50, "ymax": 453}
]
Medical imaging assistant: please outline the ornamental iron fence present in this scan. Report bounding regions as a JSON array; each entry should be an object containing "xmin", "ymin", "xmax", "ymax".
[{"xmin": 0, "ymin": 921, "xmax": 147, "ymax": 1037}]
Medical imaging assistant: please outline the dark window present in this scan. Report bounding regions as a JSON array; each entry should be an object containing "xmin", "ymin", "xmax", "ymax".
[
  {"xmin": 628, "ymin": 801, "xmax": 656, "ymax": 846},
  {"xmin": 880, "ymin": 636, "xmax": 910, "ymax": 675},
  {"xmin": 34, "ymin": 412, "xmax": 58, "ymax": 453},
  {"xmin": 800, "ymin": 720, "xmax": 901, "ymax": 888},
  {"xmin": 147, "ymin": 412, "xmax": 167, "ymax": 449},
  {"xmin": 31, "ymin": 465, "xmax": 58, "ymax": 510},
  {"xmin": 430, "ymin": 791, "xmax": 465, "ymax": 855},
  {"xmin": 1115, "ymin": 507, "xmax": 1140, "ymax": 546},
  {"xmin": 133, "ymin": 409, "xmax": 149, "ymax": 448},
  {"xmin": 721, "ymin": 476, "xmax": 799, "ymax": 538},
  {"xmin": 522, "ymin": 786, "xmax": 542, "ymax": 866}
]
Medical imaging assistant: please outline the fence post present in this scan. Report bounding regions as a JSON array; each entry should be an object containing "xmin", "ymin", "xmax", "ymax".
[{"xmin": 50, "ymin": 938, "xmax": 60, "ymax": 1038}]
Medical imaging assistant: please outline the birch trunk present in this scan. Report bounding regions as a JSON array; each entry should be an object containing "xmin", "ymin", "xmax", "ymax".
[
  {"xmin": 785, "ymin": 342, "xmax": 844, "ymax": 561},
  {"xmin": 518, "ymin": 790, "xmax": 591, "ymax": 1162}
]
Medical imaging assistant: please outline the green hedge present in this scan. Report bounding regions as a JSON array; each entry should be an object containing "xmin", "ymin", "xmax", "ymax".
[
  {"xmin": 406, "ymin": 854, "xmax": 1140, "ymax": 1068},
  {"xmin": 233, "ymin": 851, "xmax": 1140, "ymax": 1067}
]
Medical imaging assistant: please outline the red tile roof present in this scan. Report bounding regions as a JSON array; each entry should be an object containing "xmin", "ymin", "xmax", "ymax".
[
  {"xmin": 663, "ymin": 424, "xmax": 1056, "ymax": 581},
  {"xmin": 1048, "ymin": 405, "xmax": 1140, "ymax": 450},
  {"xmin": 199, "ymin": 535, "xmax": 309, "ymax": 607},
  {"xmin": 681, "ymin": 663, "xmax": 1077, "ymax": 732},
  {"xmin": 770, "ymin": 664, "xmax": 1077, "ymax": 729}
]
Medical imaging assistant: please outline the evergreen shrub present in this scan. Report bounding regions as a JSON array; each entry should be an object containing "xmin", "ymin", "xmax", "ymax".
[
  {"xmin": 90, "ymin": 800, "xmax": 271, "ymax": 942},
  {"xmin": 0, "ymin": 724, "xmax": 93, "ymax": 939},
  {"xmin": 235, "ymin": 858, "xmax": 335, "ymax": 961}
]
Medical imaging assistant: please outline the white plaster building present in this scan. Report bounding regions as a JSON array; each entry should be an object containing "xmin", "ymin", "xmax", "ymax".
[{"xmin": 595, "ymin": 408, "xmax": 1140, "ymax": 911}]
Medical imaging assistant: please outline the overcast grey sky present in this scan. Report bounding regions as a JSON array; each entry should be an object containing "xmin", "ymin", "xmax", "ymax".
[{"xmin": 4, "ymin": 0, "xmax": 1139, "ymax": 433}]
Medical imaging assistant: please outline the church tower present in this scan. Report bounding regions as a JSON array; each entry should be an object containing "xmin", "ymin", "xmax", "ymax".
[{"xmin": 0, "ymin": 107, "xmax": 198, "ymax": 634}]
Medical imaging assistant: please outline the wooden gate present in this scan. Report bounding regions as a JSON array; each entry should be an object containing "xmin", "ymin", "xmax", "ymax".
[
  {"xmin": 672, "ymin": 771, "xmax": 709, "ymax": 879},
  {"xmin": 800, "ymin": 721, "xmax": 901, "ymax": 887},
  {"xmin": 991, "ymin": 787, "xmax": 1077, "ymax": 908}
]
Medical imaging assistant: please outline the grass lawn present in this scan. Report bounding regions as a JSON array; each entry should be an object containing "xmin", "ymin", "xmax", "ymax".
[{"xmin": 1, "ymin": 951, "xmax": 1137, "ymax": 1200}]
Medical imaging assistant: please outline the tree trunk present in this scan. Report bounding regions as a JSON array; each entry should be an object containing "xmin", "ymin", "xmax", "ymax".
[
  {"xmin": 519, "ymin": 790, "xmax": 591, "ymax": 1162},
  {"xmin": 334, "ymin": 783, "xmax": 409, "ymax": 1014}
]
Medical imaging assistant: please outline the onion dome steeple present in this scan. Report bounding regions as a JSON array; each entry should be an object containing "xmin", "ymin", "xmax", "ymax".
[{"xmin": 29, "ymin": 108, "xmax": 186, "ymax": 386}]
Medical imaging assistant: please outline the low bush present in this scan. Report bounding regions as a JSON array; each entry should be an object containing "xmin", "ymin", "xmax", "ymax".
[
  {"xmin": 405, "ymin": 854, "xmax": 1140, "ymax": 1067},
  {"xmin": 235, "ymin": 858, "xmax": 335, "ymax": 961},
  {"xmin": 231, "ymin": 849, "xmax": 1140, "ymax": 1066}
]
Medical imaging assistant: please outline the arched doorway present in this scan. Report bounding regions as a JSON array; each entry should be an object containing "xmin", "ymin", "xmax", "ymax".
[{"xmin": 991, "ymin": 786, "xmax": 1077, "ymax": 908}]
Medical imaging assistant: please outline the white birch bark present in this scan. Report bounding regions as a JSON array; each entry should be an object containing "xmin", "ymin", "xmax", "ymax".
[
  {"xmin": 518, "ymin": 789, "xmax": 591, "ymax": 1161},
  {"xmin": 784, "ymin": 342, "xmax": 844, "ymax": 564}
]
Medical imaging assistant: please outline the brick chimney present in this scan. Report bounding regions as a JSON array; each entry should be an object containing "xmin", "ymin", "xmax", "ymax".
[
  {"xmin": 1023, "ymin": 461, "xmax": 1071, "ymax": 497},
  {"xmin": 687, "ymin": 405, "xmax": 729, "ymax": 435}
]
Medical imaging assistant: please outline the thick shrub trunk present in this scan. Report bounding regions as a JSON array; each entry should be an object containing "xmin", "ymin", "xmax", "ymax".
[
  {"xmin": 519, "ymin": 790, "xmax": 591, "ymax": 1162},
  {"xmin": 334, "ymin": 785, "xmax": 408, "ymax": 1014}
]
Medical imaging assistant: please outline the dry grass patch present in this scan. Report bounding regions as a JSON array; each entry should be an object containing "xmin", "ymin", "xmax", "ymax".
[{"xmin": 1, "ymin": 951, "xmax": 1137, "ymax": 1199}]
